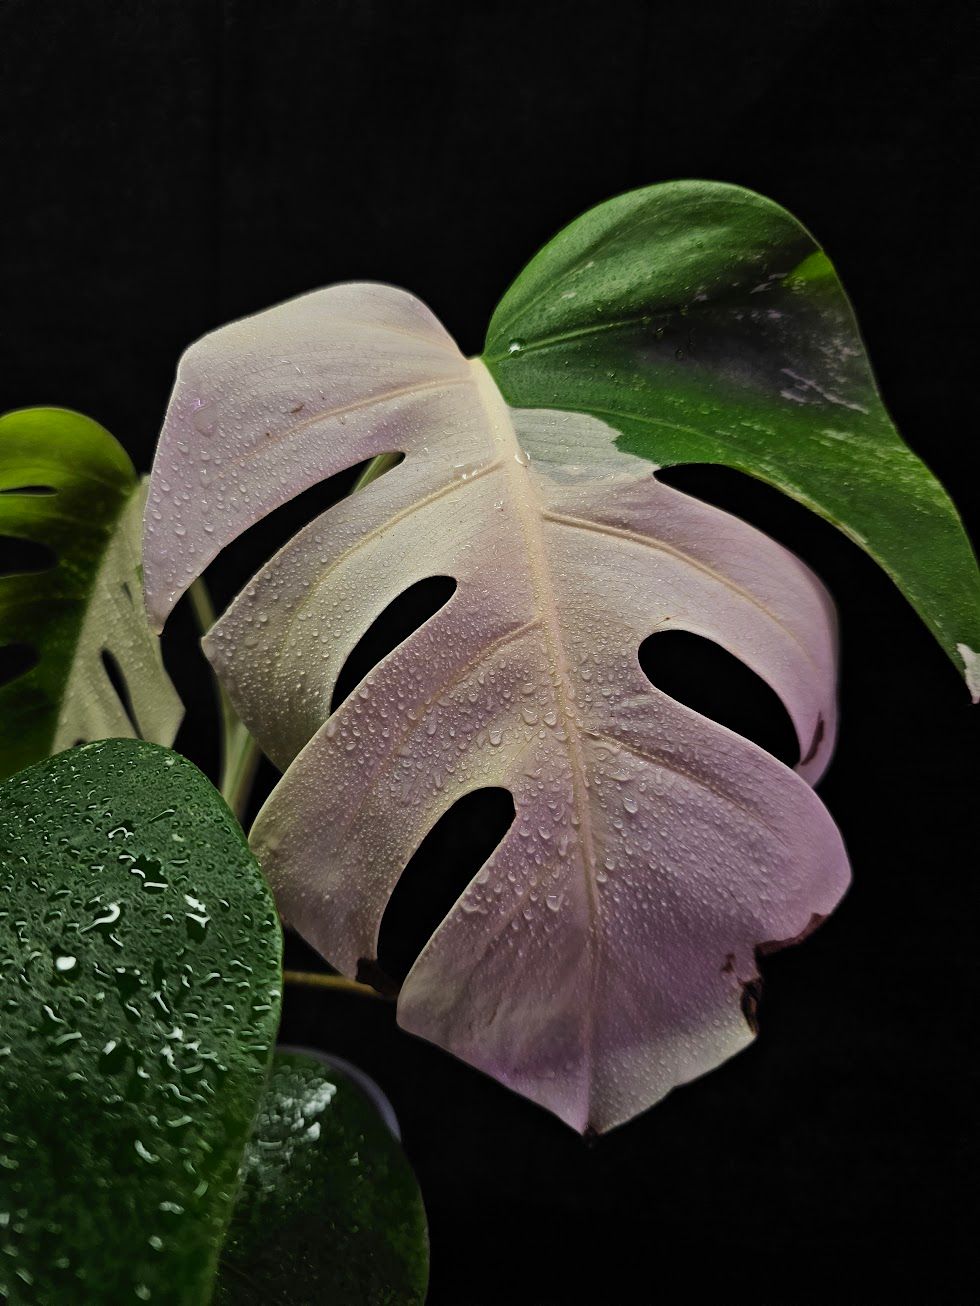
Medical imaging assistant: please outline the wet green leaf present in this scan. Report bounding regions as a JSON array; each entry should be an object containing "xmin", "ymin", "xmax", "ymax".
[
  {"xmin": 0, "ymin": 740, "xmax": 282, "ymax": 1304},
  {"xmin": 0, "ymin": 407, "xmax": 182, "ymax": 780},
  {"xmin": 215, "ymin": 1051, "xmax": 429, "ymax": 1306},
  {"xmin": 484, "ymin": 180, "xmax": 980, "ymax": 700}
]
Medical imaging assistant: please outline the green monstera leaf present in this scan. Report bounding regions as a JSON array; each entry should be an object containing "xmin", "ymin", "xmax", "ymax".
[
  {"xmin": 216, "ymin": 1050, "xmax": 429, "ymax": 1305},
  {"xmin": 0, "ymin": 407, "xmax": 182, "ymax": 779},
  {"xmin": 0, "ymin": 740, "xmax": 282, "ymax": 1304},
  {"xmin": 483, "ymin": 180, "xmax": 980, "ymax": 700}
]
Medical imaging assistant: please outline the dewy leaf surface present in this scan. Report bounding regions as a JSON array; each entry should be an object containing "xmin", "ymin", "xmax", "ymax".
[
  {"xmin": 144, "ymin": 284, "xmax": 850, "ymax": 1131},
  {"xmin": 215, "ymin": 1051, "xmax": 429, "ymax": 1306},
  {"xmin": 0, "ymin": 407, "xmax": 182, "ymax": 779},
  {"xmin": 484, "ymin": 181, "xmax": 980, "ymax": 700},
  {"xmin": 0, "ymin": 740, "xmax": 283, "ymax": 1303}
]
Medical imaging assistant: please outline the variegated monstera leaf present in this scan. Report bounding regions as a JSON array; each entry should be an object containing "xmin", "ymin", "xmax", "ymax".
[
  {"xmin": 143, "ymin": 283, "xmax": 851, "ymax": 1132},
  {"xmin": 142, "ymin": 182, "xmax": 978, "ymax": 1130}
]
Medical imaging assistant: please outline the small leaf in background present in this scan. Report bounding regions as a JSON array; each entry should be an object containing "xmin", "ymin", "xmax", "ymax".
[
  {"xmin": 215, "ymin": 1050, "xmax": 429, "ymax": 1306},
  {"xmin": 0, "ymin": 740, "xmax": 282, "ymax": 1304},
  {"xmin": 483, "ymin": 180, "xmax": 980, "ymax": 699},
  {"xmin": 0, "ymin": 407, "xmax": 182, "ymax": 780}
]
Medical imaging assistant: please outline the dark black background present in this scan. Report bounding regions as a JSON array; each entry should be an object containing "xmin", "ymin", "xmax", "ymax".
[{"xmin": 2, "ymin": 2, "xmax": 977, "ymax": 1302}]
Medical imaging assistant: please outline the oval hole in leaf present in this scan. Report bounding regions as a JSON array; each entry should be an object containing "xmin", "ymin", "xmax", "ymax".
[
  {"xmin": 0, "ymin": 535, "xmax": 57, "ymax": 578},
  {"xmin": 330, "ymin": 576, "xmax": 457, "ymax": 714},
  {"xmin": 640, "ymin": 629, "xmax": 799, "ymax": 767},
  {"xmin": 100, "ymin": 647, "xmax": 140, "ymax": 734},
  {"xmin": 0, "ymin": 642, "xmax": 39, "ymax": 688},
  {"xmin": 207, "ymin": 453, "xmax": 405, "ymax": 611},
  {"xmin": 374, "ymin": 787, "xmax": 515, "ymax": 990}
]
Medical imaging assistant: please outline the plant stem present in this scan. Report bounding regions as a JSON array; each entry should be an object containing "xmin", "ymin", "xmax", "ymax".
[
  {"xmin": 187, "ymin": 578, "xmax": 263, "ymax": 822},
  {"xmin": 282, "ymin": 970, "xmax": 382, "ymax": 998}
]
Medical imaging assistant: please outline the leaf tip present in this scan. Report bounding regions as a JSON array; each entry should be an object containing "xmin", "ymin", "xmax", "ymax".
[{"xmin": 956, "ymin": 643, "xmax": 980, "ymax": 704}]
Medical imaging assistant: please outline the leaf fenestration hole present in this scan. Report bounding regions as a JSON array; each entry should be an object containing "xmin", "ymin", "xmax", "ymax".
[
  {"xmin": 374, "ymin": 787, "xmax": 516, "ymax": 990},
  {"xmin": 0, "ymin": 535, "xmax": 57, "ymax": 578},
  {"xmin": 330, "ymin": 576, "xmax": 457, "ymax": 714},
  {"xmin": 639, "ymin": 629, "xmax": 798, "ymax": 767},
  {"xmin": 100, "ymin": 648, "xmax": 141, "ymax": 735},
  {"xmin": 0, "ymin": 643, "xmax": 39, "ymax": 688},
  {"xmin": 207, "ymin": 452, "xmax": 405, "ymax": 610}
]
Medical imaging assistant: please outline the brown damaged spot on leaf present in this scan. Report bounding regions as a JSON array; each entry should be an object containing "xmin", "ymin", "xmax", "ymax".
[
  {"xmin": 800, "ymin": 714, "xmax": 826, "ymax": 767},
  {"xmin": 740, "ymin": 976, "xmax": 763, "ymax": 1034},
  {"xmin": 757, "ymin": 911, "xmax": 828, "ymax": 958},
  {"xmin": 738, "ymin": 911, "xmax": 830, "ymax": 1034}
]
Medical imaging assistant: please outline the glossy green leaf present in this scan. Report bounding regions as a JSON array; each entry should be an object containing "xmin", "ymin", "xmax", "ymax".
[
  {"xmin": 0, "ymin": 407, "xmax": 182, "ymax": 780},
  {"xmin": 0, "ymin": 739, "xmax": 282, "ymax": 1304},
  {"xmin": 215, "ymin": 1051, "xmax": 429, "ymax": 1306},
  {"xmin": 484, "ymin": 180, "xmax": 980, "ymax": 700}
]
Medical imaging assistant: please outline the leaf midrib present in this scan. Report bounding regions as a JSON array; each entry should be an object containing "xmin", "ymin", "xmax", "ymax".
[
  {"xmin": 484, "ymin": 311, "xmax": 658, "ymax": 363},
  {"xmin": 470, "ymin": 359, "xmax": 602, "ymax": 1121}
]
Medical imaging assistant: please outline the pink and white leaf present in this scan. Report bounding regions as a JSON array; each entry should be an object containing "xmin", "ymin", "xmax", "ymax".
[{"xmin": 144, "ymin": 284, "xmax": 849, "ymax": 1132}]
